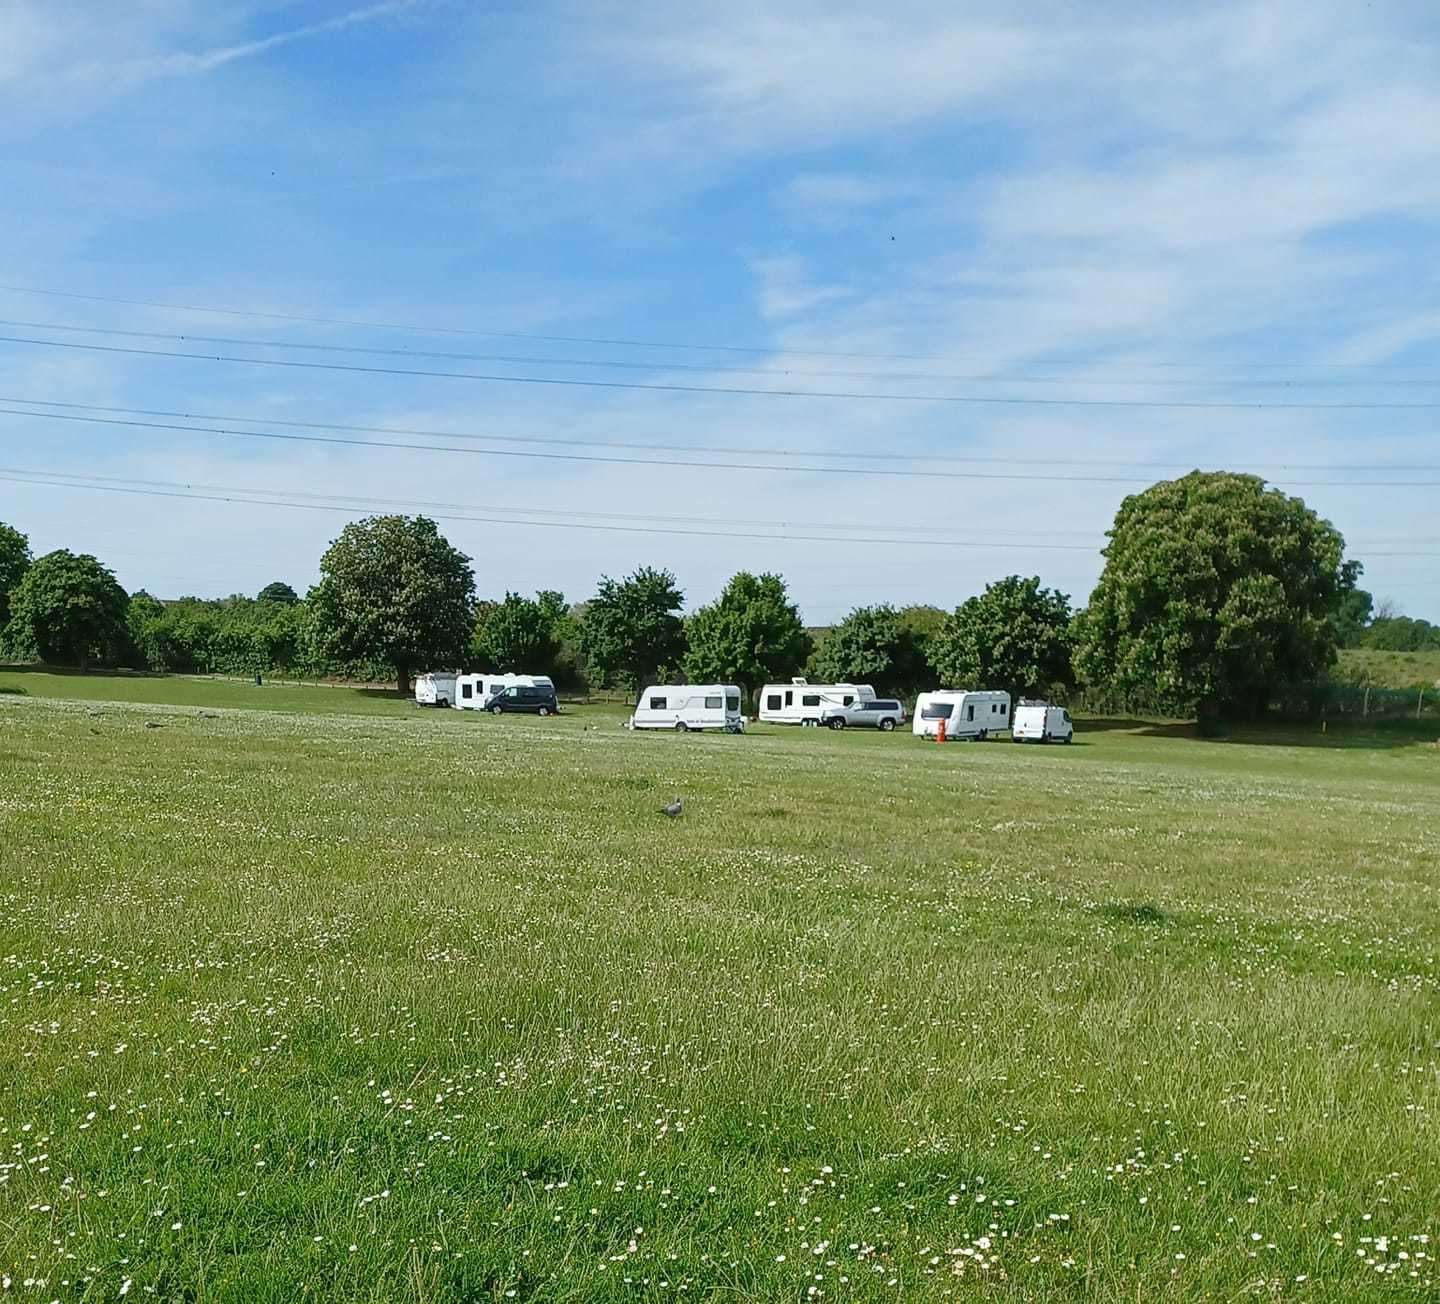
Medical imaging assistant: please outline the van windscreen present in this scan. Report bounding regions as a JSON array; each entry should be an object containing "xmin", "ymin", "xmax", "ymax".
[{"xmin": 920, "ymin": 702, "xmax": 953, "ymax": 719}]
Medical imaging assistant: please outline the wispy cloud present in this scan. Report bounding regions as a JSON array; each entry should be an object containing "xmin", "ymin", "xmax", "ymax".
[{"xmin": 128, "ymin": 0, "xmax": 420, "ymax": 81}]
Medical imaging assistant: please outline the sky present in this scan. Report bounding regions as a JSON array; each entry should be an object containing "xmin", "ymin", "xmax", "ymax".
[{"xmin": 1, "ymin": 0, "xmax": 1438, "ymax": 625}]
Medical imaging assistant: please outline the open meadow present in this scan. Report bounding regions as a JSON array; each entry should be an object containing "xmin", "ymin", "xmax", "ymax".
[{"xmin": 1, "ymin": 674, "xmax": 1436, "ymax": 1301}]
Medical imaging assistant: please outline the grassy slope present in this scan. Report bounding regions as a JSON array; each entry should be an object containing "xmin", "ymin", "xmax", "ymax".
[
  {"xmin": 0, "ymin": 678, "xmax": 1436, "ymax": 1301},
  {"xmin": 1338, "ymin": 648, "xmax": 1440, "ymax": 690}
]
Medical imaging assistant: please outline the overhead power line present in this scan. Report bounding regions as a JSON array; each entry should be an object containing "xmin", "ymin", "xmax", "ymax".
[
  {"xmin": 8, "ymin": 333, "xmax": 1440, "ymax": 411},
  {"xmin": 4, "ymin": 469, "xmax": 1436, "ymax": 558},
  {"xmin": 6, "ymin": 395, "xmax": 1437, "ymax": 473},
  {"xmin": 5, "ymin": 404, "xmax": 1439, "ymax": 487},
  {"xmin": 2, "ymin": 317, "xmax": 1437, "ymax": 390},
  {"xmin": 0, "ymin": 281, "xmax": 1432, "ymax": 373},
  {"xmin": 0, "ymin": 470, "xmax": 1095, "ymax": 551}
]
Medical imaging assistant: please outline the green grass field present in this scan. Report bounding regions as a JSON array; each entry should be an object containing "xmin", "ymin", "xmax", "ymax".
[{"xmin": 1, "ymin": 672, "xmax": 1436, "ymax": 1301}]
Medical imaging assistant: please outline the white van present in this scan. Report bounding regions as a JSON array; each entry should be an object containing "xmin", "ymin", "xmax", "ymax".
[
  {"xmin": 415, "ymin": 671, "xmax": 459, "ymax": 707},
  {"xmin": 454, "ymin": 672, "xmax": 556, "ymax": 711},
  {"xmin": 758, "ymin": 677, "xmax": 876, "ymax": 727},
  {"xmin": 1012, "ymin": 700, "xmax": 1073, "ymax": 743},
  {"xmin": 912, "ymin": 690, "xmax": 1012, "ymax": 740},
  {"xmin": 630, "ymin": 685, "xmax": 745, "ymax": 733}
]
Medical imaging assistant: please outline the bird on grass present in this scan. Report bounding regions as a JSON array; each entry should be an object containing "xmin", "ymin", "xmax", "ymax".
[{"xmin": 660, "ymin": 797, "xmax": 683, "ymax": 818}]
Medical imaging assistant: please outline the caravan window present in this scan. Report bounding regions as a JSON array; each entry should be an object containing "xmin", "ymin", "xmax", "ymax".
[
  {"xmin": 920, "ymin": 702, "xmax": 953, "ymax": 720},
  {"xmin": 649, "ymin": 696, "xmax": 667, "ymax": 709},
  {"xmin": 842, "ymin": 695, "xmax": 854, "ymax": 706},
  {"xmin": 802, "ymin": 694, "xmax": 820, "ymax": 707},
  {"xmin": 1000, "ymin": 702, "xmax": 1008, "ymax": 715},
  {"xmin": 726, "ymin": 694, "xmax": 740, "ymax": 712},
  {"xmin": 784, "ymin": 691, "xmax": 793, "ymax": 706},
  {"xmin": 704, "ymin": 695, "xmax": 722, "ymax": 709},
  {"xmin": 461, "ymin": 682, "xmax": 473, "ymax": 699},
  {"xmin": 967, "ymin": 704, "xmax": 975, "ymax": 721},
  {"xmin": 766, "ymin": 694, "xmax": 782, "ymax": 711}
]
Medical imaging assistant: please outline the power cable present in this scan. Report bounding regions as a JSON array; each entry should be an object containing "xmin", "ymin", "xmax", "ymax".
[
  {"xmin": 5, "ymin": 404, "xmax": 1439, "ymax": 486},
  {"xmin": 8, "ymin": 333, "xmax": 1440, "ymax": 411},
  {"xmin": 0, "ymin": 471, "xmax": 1101, "ymax": 551},
  {"xmin": 7, "ymin": 469, "xmax": 1436, "ymax": 557},
  {"xmin": 1, "ymin": 281, "xmax": 1434, "ymax": 372},
  {"xmin": 5, "ymin": 395, "xmax": 1436, "ymax": 472},
  {"xmin": 2, "ymin": 317, "xmax": 1437, "ymax": 390}
]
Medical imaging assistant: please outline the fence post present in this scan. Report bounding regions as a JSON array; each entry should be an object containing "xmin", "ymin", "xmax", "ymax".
[
  {"xmin": 1419, "ymin": 688, "xmax": 1426, "ymax": 722},
  {"xmin": 1363, "ymin": 686, "xmax": 1370, "ymax": 717}
]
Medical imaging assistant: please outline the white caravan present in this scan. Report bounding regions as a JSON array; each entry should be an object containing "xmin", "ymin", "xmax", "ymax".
[
  {"xmin": 630, "ymin": 685, "xmax": 745, "ymax": 733},
  {"xmin": 758, "ymin": 677, "xmax": 876, "ymax": 727},
  {"xmin": 414, "ymin": 670, "xmax": 459, "ymax": 707},
  {"xmin": 1011, "ymin": 700, "xmax": 1073, "ymax": 744},
  {"xmin": 912, "ymin": 690, "xmax": 1012, "ymax": 740},
  {"xmin": 454, "ymin": 672, "xmax": 556, "ymax": 710}
]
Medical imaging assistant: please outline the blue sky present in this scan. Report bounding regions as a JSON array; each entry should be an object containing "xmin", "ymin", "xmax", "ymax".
[{"xmin": 1, "ymin": 0, "xmax": 1438, "ymax": 623}]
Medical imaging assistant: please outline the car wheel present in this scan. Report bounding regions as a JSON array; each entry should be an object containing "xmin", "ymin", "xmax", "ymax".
[
  {"xmin": 829, "ymin": 717, "xmax": 845, "ymax": 730},
  {"xmin": 879, "ymin": 717, "xmax": 895, "ymax": 732},
  {"xmin": 439, "ymin": 698, "xmax": 449, "ymax": 709},
  {"xmin": 675, "ymin": 721, "xmax": 688, "ymax": 732},
  {"xmin": 537, "ymin": 706, "xmax": 550, "ymax": 717},
  {"xmin": 491, "ymin": 705, "xmax": 503, "ymax": 715}
]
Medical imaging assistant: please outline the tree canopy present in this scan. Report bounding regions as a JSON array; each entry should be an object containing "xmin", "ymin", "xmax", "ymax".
[
  {"xmin": 1361, "ymin": 614, "xmax": 1440, "ymax": 652},
  {"xmin": 470, "ymin": 590, "xmax": 567, "ymax": 673},
  {"xmin": 929, "ymin": 575, "xmax": 1074, "ymax": 700},
  {"xmin": 578, "ymin": 567, "xmax": 685, "ymax": 697},
  {"xmin": 0, "ymin": 520, "xmax": 30, "ymax": 632},
  {"xmin": 6, "ymin": 549, "xmax": 129, "ymax": 668},
  {"xmin": 682, "ymin": 572, "xmax": 810, "ymax": 700},
  {"xmin": 307, "ymin": 515, "xmax": 475, "ymax": 693},
  {"xmin": 807, "ymin": 604, "xmax": 923, "ymax": 696},
  {"xmin": 1074, "ymin": 472, "xmax": 1349, "ymax": 721},
  {"xmin": 257, "ymin": 581, "xmax": 300, "ymax": 605}
]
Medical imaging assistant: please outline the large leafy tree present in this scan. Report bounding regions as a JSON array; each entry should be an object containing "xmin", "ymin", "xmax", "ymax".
[
  {"xmin": 807, "ymin": 604, "xmax": 923, "ymax": 697},
  {"xmin": 0, "ymin": 521, "xmax": 31, "ymax": 632},
  {"xmin": 1328, "ymin": 561, "xmax": 1371, "ymax": 648},
  {"xmin": 307, "ymin": 515, "xmax": 475, "ymax": 694},
  {"xmin": 1074, "ymin": 471, "xmax": 1349, "ymax": 722},
  {"xmin": 257, "ymin": 580, "xmax": 300, "ymax": 605},
  {"xmin": 471, "ymin": 590, "xmax": 567, "ymax": 673},
  {"xmin": 578, "ymin": 566, "xmax": 685, "ymax": 698},
  {"xmin": 682, "ymin": 571, "xmax": 810, "ymax": 703},
  {"xmin": 6, "ymin": 549, "xmax": 130, "ymax": 668},
  {"xmin": 929, "ymin": 576, "xmax": 1074, "ymax": 701}
]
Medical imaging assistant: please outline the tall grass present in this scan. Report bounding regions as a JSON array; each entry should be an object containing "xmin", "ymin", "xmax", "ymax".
[{"xmin": 1, "ymin": 682, "xmax": 1436, "ymax": 1300}]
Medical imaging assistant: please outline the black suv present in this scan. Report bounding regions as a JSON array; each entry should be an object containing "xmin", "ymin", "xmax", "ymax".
[{"xmin": 485, "ymin": 684, "xmax": 558, "ymax": 716}]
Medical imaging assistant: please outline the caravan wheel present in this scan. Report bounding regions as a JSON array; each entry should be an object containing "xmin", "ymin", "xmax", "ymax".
[{"xmin": 674, "ymin": 721, "xmax": 689, "ymax": 732}]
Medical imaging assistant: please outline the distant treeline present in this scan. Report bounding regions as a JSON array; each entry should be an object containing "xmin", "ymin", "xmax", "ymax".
[{"xmin": 1, "ymin": 470, "xmax": 1434, "ymax": 722}]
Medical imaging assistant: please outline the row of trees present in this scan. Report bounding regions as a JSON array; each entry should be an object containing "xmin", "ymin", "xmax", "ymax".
[{"xmin": 0, "ymin": 472, "xmax": 1420, "ymax": 719}]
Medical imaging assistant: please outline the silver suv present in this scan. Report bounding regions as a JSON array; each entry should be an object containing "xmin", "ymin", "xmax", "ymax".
[{"xmin": 821, "ymin": 698, "xmax": 906, "ymax": 731}]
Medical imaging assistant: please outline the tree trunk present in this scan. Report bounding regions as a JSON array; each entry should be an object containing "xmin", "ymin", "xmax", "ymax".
[{"xmin": 396, "ymin": 664, "xmax": 410, "ymax": 696}]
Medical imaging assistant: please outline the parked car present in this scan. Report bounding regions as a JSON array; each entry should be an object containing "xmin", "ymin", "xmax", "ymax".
[
  {"xmin": 454, "ymin": 672, "xmax": 555, "ymax": 711},
  {"xmin": 1011, "ymin": 700, "xmax": 1073, "ymax": 743},
  {"xmin": 485, "ymin": 682, "xmax": 559, "ymax": 716},
  {"xmin": 820, "ymin": 698, "xmax": 906, "ymax": 731}
]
